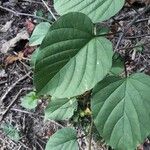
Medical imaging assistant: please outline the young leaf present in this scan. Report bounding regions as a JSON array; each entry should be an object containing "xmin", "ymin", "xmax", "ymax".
[
  {"xmin": 45, "ymin": 97, "xmax": 77, "ymax": 121},
  {"xmin": 34, "ymin": 12, "xmax": 113, "ymax": 98},
  {"xmin": 96, "ymin": 26, "xmax": 110, "ymax": 35},
  {"xmin": 45, "ymin": 128, "xmax": 79, "ymax": 150},
  {"xmin": 54, "ymin": 0, "xmax": 125, "ymax": 23},
  {"xmin": 110, "ymin": 53, "xmax": 124, "ymax": 75},
  {"xmin": 21, "ymin": 92, "xmax": 38, "ymax": 110},
  {"xmin": 29, "ymin": 22, "xmax": 50, "ymax": 46},
  {"xmin": 91, "ymin": 73, "xmax": 150, "ymax": 150}
]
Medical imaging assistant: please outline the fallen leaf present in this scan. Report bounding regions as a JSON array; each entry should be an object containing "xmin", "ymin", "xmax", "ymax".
[
  {"xmin": 25, "ymin": 19, "xmax": 35, "ymax": 34},
  {"xmin": 1, "ymin": 29, "xmax": 29, "ymax": 53},
  {"xmin": 5, "ymin": 52, "xmax": 25, "ymax": 65},
  {"xmin": 0, "ymin": 20, "xmax": 13, "ymax": 33},
  {"xmin": 0, "ymin": 69, "xmax": 7, "ymax": 78},
  {"xmin": 23, "ymin": 44, "xmax": 35, "ymax": 56}
]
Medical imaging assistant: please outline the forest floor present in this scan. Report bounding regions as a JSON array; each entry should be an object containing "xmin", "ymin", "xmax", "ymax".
[{"xmin": 0, "ymin": 0, "xmax": 150, "ymax": 150}]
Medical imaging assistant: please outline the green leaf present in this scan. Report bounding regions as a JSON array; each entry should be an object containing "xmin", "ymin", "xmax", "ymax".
[
  {"xmin": 54, "ymin": 0, "xmax": 125, "ymax": 23},
  {"xmin": 91, "ymin": 73, "xmax": 150, "ymax": 150},
  {"xmin": 1, "ymin": 123, "xmax": 20, "ymax": 142},
  {"xmin": 34, "ymin": 12, "xmax": 113, "ymax": 98},
  {"xmin": 29, "ymin": 22, "xmax": 50, "ymax": 46},
  {"xmin": 45, "ymin": 98, "xmax": 77, "ymax": 121},
  {"xmin": 30, "ymin": 48, "xmax": 39, "ymax": 68},
  {"xmin": 21, "ymin": 92, "xmax": 38, "ymax": 110},
  {"xmin": 110, "ymin": 53, "xmax": 124, "ymax": 75},
  {"xmin": 45, "ymin": 128, "xmax": 79, "ymax": 150},
  {"xmin": 96, "ymin": 26, "xmax": 110, "ymax": 35}
]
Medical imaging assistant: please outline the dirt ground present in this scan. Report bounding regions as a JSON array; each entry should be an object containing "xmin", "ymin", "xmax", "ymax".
[{"xmin": 0, "ymin": 0, "xmax": 150, "ymax": 150}]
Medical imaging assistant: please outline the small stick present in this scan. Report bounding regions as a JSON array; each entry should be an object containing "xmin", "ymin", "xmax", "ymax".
[
  {"xmin": 135, "ymin": 18, "xmax": 149, "ymax": 23},
  {"xmin": 0, "ymin": 90, "xmax": 22, "ymax": 121},
  {"xmin": 126, "ymin": 0, "xmax": 140, "ymax": 15},
  {"xmin": 10, "ymin": 108, "xmax": 64, "ymax": 128},
  {"xmin": 88, "ymin": 120, "xmax": 94, "ymax": 150},
  {"xmin": 0, "ymin": 6, "xmax": 51, "ymax": 22},
  {"xmin": 41, "ymin": 0, "xmax": 57, "ymax": 21},
  {"xmin": 125, "ymin": 34, "xmax": 150, "ymax": 39},
  {"xmin": 0, "ymin": 87, "xmax": 32, "ymax": 121},
  {"xmin": 115, "ymin": 6, "xmax": 150, "ymax": 50},
  {"xmin": 118, "ymin": 41, "xmax": 149, "ymax": 51},
  {"xmin": 36, "ymin": 140, "xmax": 44, "ymax": 150},
  {"xmin": 0, "ymin": 71, "xmax": 31, "ymax": 105},
  {"xmin": 20, "ymin": 0, "xmax": 43, "ymax": 4}
]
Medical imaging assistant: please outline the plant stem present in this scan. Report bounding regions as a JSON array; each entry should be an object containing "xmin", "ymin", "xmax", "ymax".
[{"xmin": 0, "ymin": 6, "xmax": 51, "ymax": 22}]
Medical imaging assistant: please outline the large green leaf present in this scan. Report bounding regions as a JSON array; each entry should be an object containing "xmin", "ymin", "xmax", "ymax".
[
  {"xmin": 30, "ymin": 48, "xmax": 39, "ymax": 68},
  {"xmin": 91, "ymin": 73, "xmax": 150, "ymax": 150},
  {"xmin": 34, "ymin": 12, "xmax": 113, "ymax": 98},
  {"xmin": 54, "ymin": 0, "xmax": 125, "ymax": 23},
  {"xmin": 45, "ymin": 128, "xmax": 79, "ymax": 150},
  {"xmin": 45, "ymin": 98, "xmax": 77, "ymax": 120}
]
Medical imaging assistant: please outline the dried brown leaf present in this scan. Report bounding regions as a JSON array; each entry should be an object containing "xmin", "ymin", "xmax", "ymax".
[
  {"xmin": 1, "ymin": 30, "xmax": 29, "ymax": 53},
  {"xmin": 0, "ymin": 20, "xmax": 13, "ymax": 33},
  {"xmin": 5, "ymin": 52, "xmax": 25, "ymax": 65}
]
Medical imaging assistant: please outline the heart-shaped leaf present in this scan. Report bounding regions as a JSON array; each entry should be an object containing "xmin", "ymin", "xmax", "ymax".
[
  {"xmin": 45, "ymin": 128, "xmax": 79, "ymax": 150},
  {"xmin": 91, "ymin": 73, "xmax": 150, "ymax": 150},
  {"xmin": 45, "ymin": 97, "xmax": 77, "ymax": 120},
  {"xmin": 34, "ymin": 12, "xmax": 113, "ymax": 98},
  {"xmin": 54, "ymin": 0, "xmax": 125, "ymax": 23}
]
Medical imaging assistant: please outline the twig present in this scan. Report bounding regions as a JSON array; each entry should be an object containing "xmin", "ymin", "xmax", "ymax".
[
  {"xmin": 126, "ymin": 0, "xmax": 140, "ymax": 15},
  {"xmin": 88, "ymin": 120, "xmax": 94, "ymax": 150},
  {"xmin": 135, "ymin": 18, "xmax": 149, "ymax": 23},
  {"xmin": 0, "ymin": 5, "xmax": 51, "ymax": 22},
  {"xmin": 0, "ymin": 80, "xmax": 7, "ymax": 85},
  {"xmin": 41, "ymin": 0, "xmax": 57, "ymax": 21},
  {"xmin": 10, "ymin": 108, "xmax": 64, "ymax": 128},
  {"xmin": 18, "ymin": 141, "xmax": 31, "ymax": 149},
  {"xmin": 115, "ymin": 8, "xmax": 145, "ymax": 21},
  {"xmin": 115, "ymin": 6, "xmax": 150, "ymax": 50},
  {"xmin": 20, "ymin": 0, "xmax": 43, "ymax": 4},
  {"xmin": 36, "ymin": 140, "xmax": 44, "ymax": 150},
  {"xmin": 0, "ymin": 90, "xmax": 22, "ymax": 121},
  {"xmin": 118, "ymin": 41, "xmax": 149, "ymax": 51},
  {"xmin": 125, "ymin": 34, "xmax": 150, "ymax": 39},
  {"xmin": 0, "ymin": 71, "xmax": 31, "ymax": 105},
  {"xmin": 0, "ymin": 88, "xmax": 32, "ymax": 121}
]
